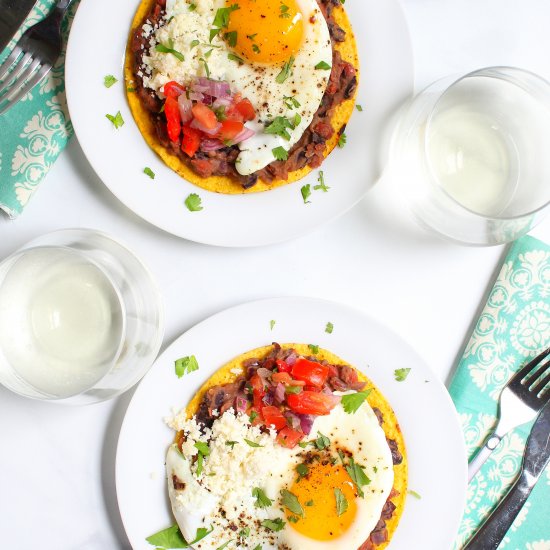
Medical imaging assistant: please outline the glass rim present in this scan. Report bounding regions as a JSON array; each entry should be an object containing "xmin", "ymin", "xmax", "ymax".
[{"xmin": 423, "ymin": 65, "xmax": 550, "ymax": 221}]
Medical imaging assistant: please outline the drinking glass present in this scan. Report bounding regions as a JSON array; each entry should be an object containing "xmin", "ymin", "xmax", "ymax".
[
  {"xmin": 0, "ymin": 229, "xmax": 164, "ymax": 404},
  {"xmin": 387, "ymin": 67, "xmax": 550, "ymax": 245}
]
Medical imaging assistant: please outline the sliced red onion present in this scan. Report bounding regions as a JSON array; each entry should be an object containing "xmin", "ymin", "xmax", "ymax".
[
  {"xmin": 197, "ymin": 77, "xmax": 231, "ymax": 98},
  {"xmin": 200, "ymin": 138, "xmax": 225, "ymax": 152},
  {"xmin": 212, "ymin": 97, "xmax": 232, "ymax": 109},
  {"xmin": 177, "ymin": 95, "xmax": 193, "ymax": 124},
  {"xmin": 232, "ymin": 126, "xmax": 255, "ymax": 144},
  {"xmin": 188, "ymin": 91, "xmax": 204, "ymax": 102},
  {"xmin": 285, "ymin": 351, "xmax": 297, "ymax": 366},
  {"xmin": 235, "ymin": 393, "xmax": 248, "ymax": 413},
  {"xmin": 274, "ymin": 383, "xmax": 285, "ymax": 404},
  {"xmin": 297, "ymin": 414, "xmax": 315, "ymax": 435},
  {"xmin": 257, "ymin": 367, "xmax": 272, "ymax": 387},
  {"xmin": 262, "ymin": 390, "xmax": 274, "ymax": 406},
  {"xmin": 190, "ymin": 118, "xmax": 221, "ymax": 136},
  {"xmin": 284, "ymin": 411, "xmax": 302, "ymax": 431},
  {"xmin": 202, "ymin": 94, "xmax": 213, "ymax": 106}
]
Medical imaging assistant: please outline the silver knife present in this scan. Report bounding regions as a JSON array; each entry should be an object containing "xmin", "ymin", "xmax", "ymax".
[
  {"xmin": 0, "ymin": 0, "xmax": 38, "ymax": 54},
  {"xmin": 464, "ymin": 400, "xmax": 550, "ymax": 550}
]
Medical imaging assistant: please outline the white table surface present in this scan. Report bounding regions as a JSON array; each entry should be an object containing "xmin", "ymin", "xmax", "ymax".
[{"xmin": 1, "ymin": 1, "xmax": 550, "ymax": 548}]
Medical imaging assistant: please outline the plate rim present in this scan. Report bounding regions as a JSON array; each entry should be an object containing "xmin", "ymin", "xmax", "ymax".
[{"xmin": 115, "ymin": 296, "xmax": 467, "ymax": 550}]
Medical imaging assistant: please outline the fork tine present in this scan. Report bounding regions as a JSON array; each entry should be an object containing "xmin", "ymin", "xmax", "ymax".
[
  {"xmin": 1, "ymin": 57, "xmax": 41, "ymax": 101},
  {"xmin": 517, "ymin": 347, "xmax": 550, "ymax": 385},
  {"xmin": 0, "ymin": 62, "xmax": 51, "ymax": 116},
  {"xmin": 531, "ymin": 367, "xmax": 550, "ymax": 397},
  {"xmin": 0, "ymin": 46, "xmax": 23, "ymax": 82},
  {"xmin": 0, "ymin": 52, "xmax": 32, "ymax": 95}
]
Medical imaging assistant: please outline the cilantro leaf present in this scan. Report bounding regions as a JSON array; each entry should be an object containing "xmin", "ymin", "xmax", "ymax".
[
  {"xmin": 280, "ymin": 3, "xmax": 291, "ymax": 18},
  {"xmin": 341, "ymin": 389, "xmax": 372, "ymax": 414},
  {"xmin": 227, "ymin": 53, "xmax": 244, "ymax": 64},
  {"xmin": 224, "ymin": 30, "xmax": 238, "ymax": 47},
  {"xmin": 194, "ymin": 441, "xmax": 210, "ymax": 456},
  {"xmin": 253, "ymin": 487, "xmax": 274, "ymax": 508},
  {"xmin": 196, "ymin": 451, "xmax": 204, "ymax": 476},
  {"xmin": 281, "ymin": 489, "xmax": 304, "ymax": 517},
  {"xmin": 283, "ymin": 95, "xmax": 300, "ymax": 109},
  {"xmin": 356, "ymin": 104, "xmax": 363, "ymax": 112},
  {"xmin": 276, "ymin": 56, "xmax": 295, "ymax": 84},
  {"xmin": 334, "ymin": 488, "xmax": 348, "ymax": 516},
  {"xmin": 325, "ymin": 322, "xmax": 334, "ymax": 334},
  {"xmin": 261, "ymin": 518, "xmax": 285, "ymax": 532},
  {"xmin": 216, "ymin": 542, "xmax": 231, "ymax": 550},
  {"xmin": 345, "ymin": 458, "xmax": 370, "ymax": 498},
  {"xmin": 272, "ymin": 146, "xmax": 288, "ymax": 161},
  {"xmin": 338, "ymin": 132, "xmax": 347, "ymax": 148},
  {"xmin": 185, "ymin": 193, "xmax": 203, "ymax": 212},
  {"xmin": 106, "ymin": 111, "xmax": 124, "ymax": 129},
  {"xmin": 305, "ymin": 499, "xmax": 314, "ymax": 506},
  {"xmin": 188, "ymin": 3, "xmax": 197, "ymax": 11},
  {"xmin": 296, "ymin": 463, "xmax": 309, "ymax": 478},
  {"xmin": 104, "ymin": 74, "xmax": 117, "ymax": 88},
  {"xmin": 213, "ymin": 4, "xmax": 239, "ymax": 28},
  {"xmin": 174, "ymin": 355, "xmax": 199, "ymax": 378},
  {"xmin": 239, "ymin": 527, "xmax": 250, "ymax": 538},
  {"xmin": 244, "ymin": 438, "xmax": 263, "ymax": 448},
  {"xmin": 144, "ymin": 167, "xmax": 155, "ymax": 179},
  {"xmin": 265, "ymin": 116, "xmax": 295, "ymax": 140},
  {"xmin": 314, "ymin": 170, "xmax": 330, "ymax": 192},
  {"xmin": 394, "ymin": 368, "xmax": 411, "ymax": 382},
  {"xmin": 301, "ymin": 184, "xmax": 311, "ymax": 204},
  {"xmin": 270, "ymin": 319, "xmax": 276, "ymax": 330},
  {"xmin": 315, "ymin": 60, "xmax": 331, "ymax": 70},
  {"xmin": 225, "ymin": 440, "xmax": 239, "ymax": 449},
  {"xmin": 308, "ymin": 344, "xmax": 319, "ymax": 354},
  {"xmin": 190, "ymin": 39, "xmax": 200, "ymax": 49},
  {"xmin": 155, "ymin": 43, "xmax": 185, "ymax": 62},
  {"xmin": 408, "ymin": 489, "xmax": 422, "ymax": 499},
  {"xmin": 190, "ymin": 526, "xmax": 214, "ymax": 544},
  {"xmin": 146, "ymin": 524, "xmax": 188, "ymax": 548},
  {"xmin": 314, "ymin": 431, "xmax": 330, "ymax": 450}
]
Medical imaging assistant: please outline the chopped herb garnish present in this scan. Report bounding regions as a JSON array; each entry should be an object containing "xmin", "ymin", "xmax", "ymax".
[
  {"xmin": 146, "ymin": 524, "xmax": 187, "ymax": 548},
  {"xmin": 143, "ymin": 167, "xmax": 155, "ymax": 179},
  {"xmin": 356, "ymin": 104, "xmax": 363, "ymax": 111},
  {"xmin": 270, "ymin": 319, "xmax": 276, "ymax": 330},
  {"xmin": 199, "ymin": 57, "xmax": 211, "ymax": 77},
  {"xmin": 127, "ymin": 87, "xmax": 135, "ymax": 92},
  {"xmin": 175, "ymin": 355, "xmax": 199, "ymax": 378},
  {"xmin": 288, "ymin": 515, "xmax": 299, "ymax": 523},
  {"xmin": 334, "ymin": 488, "xmax": 348, "ymax": 516},
  {"xmin": 283, "ymin": 95, "xmax": 301, "ymax": 109},
  {"xmin": 188, "ymin": 2, "xmax": 197, "ymax": 10},
  {"xmin": 247, "ymin": 33, "xmax": 258, "ymax": 40},
  {"xmin": 394, "ymin": 368, "xmax": 411, "ymax": 382},
  {"xmin": 325, "ymin": 322, "xmax": 334, "ymax": 334},
  {"xmin": 190, "ymin": 526, "xmax": 214, "ymax": 544},
  {"xmin": 301, "ymin": 184, "xmax": 311, "ymax": 204},
  {"xmin": 244, "ymin": 438, "xmax": 263, "ymax": 448},
  {"xmin": 252, "ymin": 44, "xmax": 261, "ymax": 53},
  {"xmin": 308, "ymin": 344, "xmax": 319, "ymax": 354},
  {"xmin": 285, "ymin": 385, "xmax": 302, "ymax": 394},
  {"xmin": 298, "ymin": 441, "xmax": 308, "ymax": 448},
  {"xmin": 224, "ymin": 30, "xmax": 238, "ymax": 47},
  {"xmin": 228, "ymin": 53, "xmax": 244, "ymax": 64},
  {"xmin": 249, "ymin": 410, "xmax": 258, "ymax": 423},
  {"xmin": 105, "ymin": 111, "xmax": 124, "ymax": 129},
  {"xmin": 341, "ymin": 389, "xmax": 372, "ymax": 414},
  {"xmin": 276, "ymin": 55, "xmax": 295, "ymax": 84},
  {"xmin": 338, "ymin": 449, "xmax": 346, "ymax": 464},
  {"xmin": 272, "ymin": 146, "xmax": 288, "ymax": 161},
  {"xmin": 209, "ymin": 28, "xmax": 221, "ymax": 42},
  {"xmin": 253, "ymin": 546, "xmax": 262, "ymax": 550},
  {"xmin": 292, "ymin": 113, "xmax": 301, "ymax": 127},
  {"xmin": 345, "ymin": 458, "xmax": 370, "ymax": 497},
  {"xmin": 314, "ymin": 170, "xmax": 330, "ymax": 192},
  {"xmin": 204, "ymin": 48, "xmax": 213, "ymax": 59},
  {"xmin": 314, "ymin": 431, "xmax": 330, "ymax": 450},
  {"xmin": 338, "ymin": 132, "xmax": 347, "ymax": 148},
  {"xmin": 239, "ymin": 527, "xmax": 250, "ymax": 538},
  {"xmin": 103, "ymin": 74, "xmax": 117, "ymax": 88},
  {"xmin": 265, "ymin": 116, "xmax": 295, "ymax": 140},
  {"xmin": 252, "ymin": 487, "xmax": 274, "ymax": 508},
  {"xmin": 315, "ymin": 60, "xmax": 331, "ymax": 70},
  {"xmin": 305, "ymin": 499, "xmax": 314, "ymax": 506},
  {"xmin": 196, "ymin": 452, "xmax": 204, "ymax": 476},
  {"xmin": 185, "ymin": 193, "xmax": 203, "ymax": 211},
  {"xmin": 280, "ymin": 3, "xmax": 291, "ymax": 18},
  {"xmin": 216, "ymin": 542, "xmax": 231, "ymax": 550},
  {"xmin": 261, "ymin": 518, "xmax": 285, "ymax": 532},
  {"xmin": 226, "ymin": 440, "xmax": 239, "ymax": 449},
  {"xmin": 194, "ymin": 441, "xmax": 210, "ymax": 456},
  {"xmin": 281, "ymin": 489, "xmax": 304, "ymax": 517},
  {"xmin": 213, "ymin": 4, "xmax": 239, "ymax": 28},
  {"xmin": 296, "ymin": 463, "xmax": 309, "ymax": 478},
  {"xmin": 190, "ymin": 39, "xmax": 200, "ymax": 49},
  {"xmin": 408, "ymin": 489, "xmax": 422, "ymax": 499},
  {"xmin": 155, "ymin": 42, "xmax": 185, "ymax": 62}
]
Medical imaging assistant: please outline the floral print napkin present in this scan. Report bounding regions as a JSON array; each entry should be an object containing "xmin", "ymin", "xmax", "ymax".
[
  {"xmin": 0, "ymin": 1, "xmax": 75, "ymax": 218},
  {"xmin": 450, "ymin": 235, "xmax": 550, "ymax": 550}
]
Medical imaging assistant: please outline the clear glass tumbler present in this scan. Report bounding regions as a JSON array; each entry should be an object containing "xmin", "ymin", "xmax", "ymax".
[
  {"xmin": 387, "ymin": 67, "xmax": 550, "ymax": 245},
  {"xmin": 0, "ymin": 229, "xmax": 164, "ymax": 404}
]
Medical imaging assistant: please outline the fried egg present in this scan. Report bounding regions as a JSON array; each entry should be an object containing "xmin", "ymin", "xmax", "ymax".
[
  {"xmin": 142, "ymin": 0, "xmax": 333, "ymax": 175},
  {"xmin": 165, "ymin": 395, "xmax": 394, "ymax": 549}
]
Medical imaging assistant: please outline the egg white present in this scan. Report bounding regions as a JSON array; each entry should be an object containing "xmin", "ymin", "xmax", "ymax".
[{"xmin": 143, "ymin": 0, "xmax": 332, "ymax": 176}]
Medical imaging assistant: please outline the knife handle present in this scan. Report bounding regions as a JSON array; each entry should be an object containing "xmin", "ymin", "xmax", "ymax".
[{"xmin": 463, "ymin": 474, "xmax": 532, "ymax": 550}]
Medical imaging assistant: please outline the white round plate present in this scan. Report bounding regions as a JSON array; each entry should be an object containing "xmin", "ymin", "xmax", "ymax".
[
  {"xmin": 116, "ymin": 297, "xmax": 466, "ymax": 550},
  {"xmin": 66, "ymin": 0, "xmax": 413, "ymax": 247}
]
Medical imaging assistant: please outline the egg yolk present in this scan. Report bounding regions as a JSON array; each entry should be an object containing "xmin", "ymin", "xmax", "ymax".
[
  {"xmin": 225, "ymin": 0, "xmax": 304, "ymax": 64},
  {"xmin": 287, "ymin": 462, "xmax": 357, "ymax": 540}
]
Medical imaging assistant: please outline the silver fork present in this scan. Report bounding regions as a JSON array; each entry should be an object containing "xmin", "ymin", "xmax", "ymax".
[
  {"xmin": 468, "ymin": 346, "xmax": 550, "ymax": 481},
  {"xmin": 0, "ymin": 0, "xmax": 75, "ymax": 115}
]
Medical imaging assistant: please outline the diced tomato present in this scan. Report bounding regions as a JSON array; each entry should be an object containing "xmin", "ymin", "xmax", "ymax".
[
  {"xmin": 192, "ymin": 102, "xmax": 218, "ymax": 129},
  {"xmin": 291, "ymin": 358, "xmax": 330, "ymax": 388},
  {"xmin": 165, "ymin": 97, "xmax": 181, "ymax": 143},
  {"xmin": 218, "ymin": 120, "xmax": 244, "ymax": 141},
  {"xmin": 262, "ymin": 406, "xmax": 287, "ymax": 431},
  {"xmin": 248, "ymin": 406, "xmax": 263, "ymax": 426},
  {"xmin": 271, "ymin": 372, "xmax": 305, "ymax": 386},
  {"xmin": 224, "ymin": 105, "xmax": 244, "ymax": 123},
  {"xmin": 235, "ymin": 98, "xmax": 256, "ymax": 121},
  {"xmin": 163, "ymin": 81, "xmax": 185, "ymax": 98},
  {"xmin": 181, "ymin": 125, "xmax": 200, "ymax": 157},
  {"xmin": 277, "ymin": 427, "xmax": 305, "ymax": 449},
  {"xmin": 286, "ymin": 391, "xmax": 340, "ymax": 416},
  {"xmin": 249, "ymin": 373, "xmax": 265, "ymax": 409},
  {"xmin": 275, "ymin": 359, "xmax": 292, "ymax": 373}
]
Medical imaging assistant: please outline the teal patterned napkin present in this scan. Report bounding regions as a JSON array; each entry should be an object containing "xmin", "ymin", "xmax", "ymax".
[
  {"xmin": 450, "ymin": 235, "xmax": 550, "ymax": 550},
  {"xmin": 0, "ymin": 1, "xmax": 74, "ymax": 218}
]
